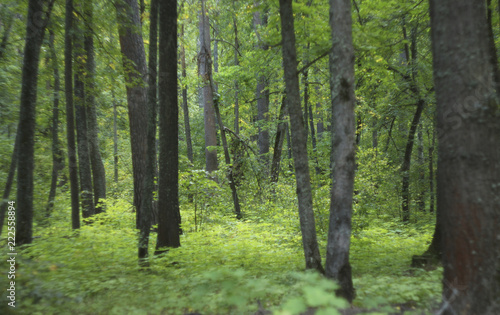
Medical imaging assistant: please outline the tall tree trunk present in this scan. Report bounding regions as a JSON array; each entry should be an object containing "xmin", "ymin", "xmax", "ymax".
[
  {"xmin": 0, "ymin": 133, "xmax": 19, "ymax": 236},
  {"xmin": 279, "ymin": 0, "xmax": 323, "ymax": 273},
  {"xmin": 325, "ymin": 0, "xmax": 356, "ymax": 303},
  {"xmin": 112, "ymin": 90, "xmax": 119, "ymax": 183},
  {"xmin": 430, "ymin": 1, "xmax": 500, "ymax": 313},
  {"xmin": 199, "ymin": 0, "xmax": 218, "ymax": 176},
  {"xmin": 46, "ymin": 29, "xmax": 62, "ymax": 218},
  {"xmin": 156, "ymin": 0, "xmax": 181, "ymax": 252},
  {"xmin": 254, "ymin": 4, "xmax": 270, "ymax": 169},
  {"xmin": 65, "ymin": 0, "xmax": 80, "ymax": 230},
  {"xmin": 84, "ymin": 0, "xmax": 106, "ymax": 214},
  {"xmin": 16, "ymin": 0, "xmax": 53, "ymax": 246},
  {"xmin": 115, "ymin": 0, "xmax": 149, "ymax": 229},
  {"xmin": 180, "ymin": 24, "xmax": 193, "ymax": 163},
  {"xmin": 428, "ymin": 128, "xmax": 435, "ymax": 213},
  {"xmin": 270, "ymin": 96, "xmax": 287, "ymax": 184},
  {"xmin": 233, "ymin": 6, "xmax": 240, "ymax": 135},
  {"xmin": 74, "ymin": 13, "xmax": 94, "ymax": 219},
  {"xmin": 416, "ymin": 125, "xmax": 425, "ymax": 212},
  {"xmin": 138, "ymin": 0, "xmax": 158, "ymax": 265}
]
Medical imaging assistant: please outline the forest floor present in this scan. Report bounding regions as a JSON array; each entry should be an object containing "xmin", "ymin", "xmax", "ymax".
[{"xmin": 0, "ymin": 196, "xmax": 441, "ymax": 314}]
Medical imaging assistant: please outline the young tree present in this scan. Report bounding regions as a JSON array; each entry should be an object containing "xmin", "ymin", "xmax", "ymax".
[
  {"xmin": 16, "ymin": 0, "xmax": 54, "ymax": 245},
  {"xmin": 429, "ymin": 0, "xmax": 500, "ymax": 312},
  {"xmin": 325, "ymin": 0, "xmax": 356, "ymax": 302},
  {"xmin": 115, "ymin": 0, "xmax": 149, "ymax": 229},
  {"xmin": 199, "ymin": 0, "xmax": 218, "ymax": 177},
  {"xmin": 65, "ymin": 0, "xmax": 80, "ymax": 230},
  {"xmin": 279, "ymin": 0, "xmax": 323, "ymax": 273},
  {"xmin": 156, "ymin": 0, "xmax": 180, "ymax": 252},
  {"xmin": 180, "ymin": 24, "xmax": 193, "ymax": 164}
]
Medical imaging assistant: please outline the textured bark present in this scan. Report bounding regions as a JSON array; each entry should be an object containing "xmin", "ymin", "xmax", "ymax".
[
  {"xmin": 65, "ymin": 0, "xmax": 80, "ymax": 230},
  {"xmin": 325, "ymin": 0, "xmax": 356, "ymax": 303},
  {"xmin": 254, "ymin": 5, "xmax": 270, "ymax": 168},
  {"xmin": 430, "ymin": 1, "xmax": 500, "ymax": 313},
  {"xmin": 46, "ymin": 30, "xmax": 63, "ymax": 218},
  {"xmin": 115, "ymin": 0, "xmax": 149, "ymax": 229},
  {"xmin": 270, "ymin": 96, "xmax": 287, "ymax": 184},
  {"xmin": 156, "ymin": 0, "xmax": 181, "ymax": 252},
  {"xmin": 16, "ymin": 0, "xmax": 53, "ymax": 245},
  {"xmin": 74, "ymin": 14, "xmax": 94, "ymax": 219},
  {"xmin": 138, "ymin": 0, "xmax": 158, "ymax": 265},
  {"xmin": 199, "ymin": 0, "xmax": 218, "ymax": 176},
  {"xmin": 84, "ymin": 0, "xmax": 106, "ymax": 214},
  {"xmin": 279, "ymin": 0, "xmax": 323, "ymax": 273},
  {"xmin": 180, "ymin": 24, "xmax": 193, "ymax": 163}
]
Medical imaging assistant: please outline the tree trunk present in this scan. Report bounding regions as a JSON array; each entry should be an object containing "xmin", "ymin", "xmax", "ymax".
[
  {"xmin": 254, "ymin": 5, "xmax": 270, "ymax": 169},
  {"xmin": 74, "ymin": 15, "xmax": 94, "ymax": 219},
  {"xmin": 279, "ymin": 0, "xmax": 323, "ymax": 273},
  {"xmin": 115, "ymin": 0, "xmax": 149, "ymax": 229},
  {"xmin": 181, "ymin": 24, "xmax": 193, "ymax": 164},
  {"xmin": 430, "ymin": 0, "xmax": 500, "ymax": 313},
  {"xmin": 325, "ymin": 0, "xmax": 356, "ymax": 303},
  {"xmin": 138, "ymin": 0, "xmax": 158, "ymax": 265},
  {"xmin": 112, "ymin": 90, "xmax": 119, "ymax": 183},
  {"xmin": 270, "ymin": 96, "xmax": 287, "ymax": 184},
  {"xmin": 46, "ymin": 29, "xmax": 62, "ymax": 218},
  {"xmin": 416, "ymin": 125, "xmax": 425, "ymax": 212},
  {"xmin": 233, "ymin": 7, "xmax": 240, "ymax": 135},
  {"xmin": 65, "ymin": 0, "xmax": 80, "ymax": 230},
  {"xmin": 199, "ymin": 0, "xmax": 218, "ymax": 177},
  {"xmin": 84, "ymin": 0, "xmax": 106, "ymax": 214},
  {"xmin": 16, "ymin": 0, "xmax": 53, "ymax": 246},
  {"xmin": 156, "ymin": 0, "xmax": 181, "ymax": 252},
  {"xmin": 428, "ymin": 128, "xmax": 435, "ymax": 213}
]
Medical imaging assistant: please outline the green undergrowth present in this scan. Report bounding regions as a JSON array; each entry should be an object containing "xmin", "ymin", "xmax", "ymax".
[{"xmin": 0, "ymin": 195, "xmax": 441, "ymax": 314}]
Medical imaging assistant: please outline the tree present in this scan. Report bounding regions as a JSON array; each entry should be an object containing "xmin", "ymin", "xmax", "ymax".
[
  {"xmin": 279, "ymin": 0, "xmax": 323, "ymax": 273},
  {"xmin": 65, "ymin": 0, "xmax": 80, "ymax": 230},
  {"xmin": 115, "ymin": 0, "xmax": 149, "ymax": 229},
  {"xmin": 325, "ymin": 0, "xmax": 356, "ymax": 303},
  {"xmin": 84, "ymin": 0, "xmax": 106, "ymax": 214},
  {"xmin": 16, "ymin": 0, "xmax": 54, "ymax": 245},
  {"xmin": 180, "ymin": 23, "xmax": 193, "ymax": 164},
  {"xmin": 156, "ymin": 0, "xmax": 180, "ymax": 252},
  {"xmin": 199, "ymin": 0, "xmax": 218, "ymax": 177},
  {"xmin": 429, "ymin": 0, "xmax": 500, "ymax": 312}
]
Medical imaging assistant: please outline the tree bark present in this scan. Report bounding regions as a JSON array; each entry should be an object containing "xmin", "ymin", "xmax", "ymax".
[
  {"xmin": 232, "ymin": 6, "xmax": 240, "ymax": 135},
  {"xmin": 46, "ymin": 29, "xmax": 63, "ymax": 218},
  {"xmin": 254, "ymin": 5, "xmax": 270, "ymax": 169},
  {"xmin": 115, "ymin": 0, "xmax": 149, "ymax": 229},
  {"xmin": 16, "ymin": 0, "xmax": 53, "ymax": 245},
  {"xmin": 84, "ymin": 0, "xmax": 106, "ymax": 214},
  {"xmin": 74, "ymin": 14, "xmax": 94, "ymax": 219},
  {"xmin": 65, "ymin": 0, "xmax": 80, "ymax": 230},
  {"xmin": 270, "ymin": 96, "xmax": 287, "ymax": 184},
  {"xmin": 325, "ymin": 0, "xmax": 356, "ymax": 303},
  {"xmin": 279, "ymin": 0, "xmax": 324, "ymax": 273},
  {"xmin": 112, "ymin": 90, "xmax": 119, "ymax": 183},
  {"xmin": 156, "ymin": 0, "xmax": 181, "ymax": 252},
  {"xmin": 180, "ymin": 24, "xmax": 193, "ymax": 164},
  {"xmin": 199, "ymin": 0, "xmax": 218, "ymax": 177},
  {"xmin": 430, "ymin": 1, "xmax": 500, "ymax": 313},
  {"xmin": 0, "ymin": 133, "xmax": 19, "ymax": 237}
]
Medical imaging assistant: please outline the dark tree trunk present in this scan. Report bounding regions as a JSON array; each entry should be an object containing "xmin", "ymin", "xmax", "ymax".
[
  {"xmin": 428, "ymin": 128, "xmax": 435, "ymax": 213},
  {"xmin": 180, "ymin": 24, "xmax": 193, "ymax": 163},
  {"xmin": 16, "ymin": 0, "xmax": 53, "ymax": 246},
  {"xmin": 279, "ymin": 0, "xmax": 324, "ymax": 273},
  {"xmin": 74, "ymin": 15, "xmax": 94, "ymax": 219},
  {"xmin": 416, "ymin": 125, "xmax": 425, "ymax": 212},
  {"xmin": 65, "ymin": 0, "xmax": 80, "ymax": 230},
  {"xmin": 430, "ymin": 0, "xmax": 500, "ymax": 313},
  {"xmin": 254, "ymin": 6, "xmax": 270, "ymax": 169},
  {"xmin": 199, "ymin": 0, "xmax": 218, "ymax": 176},
  {"xmin": 84, "ymin": 0, "xmax": 106, "ymax": 214},
  {"xmin": 112, "ymin": 90, "xmax": 119, "ymax": 183},
  {"xmin": 270, "ymin": 96, "xmax": 287, "ymax": 184},
  {"xmin": 0, "ymin": 133, "xmax": 19, "ymax": 237},
  {"xmin": 156, "ymin": 0, "xmax": 181, "ymax": 252},
  {"xmin": 401, "ymin": 100, "xmax": 424, "ymax": 222},
  {"xmin": 46, "ymin": 30, "xmax": 62, "ymax": 218},
  {"xmin": 115, "ymin": 0, "xmax": 149, "ymax": 229},
  {"xmin": 325, "ymin": 0, "xmax": 356, "ymax": 303},
  {"xmin": 138, "ymin": 0, "xmax": 158, "ymax": 265}
]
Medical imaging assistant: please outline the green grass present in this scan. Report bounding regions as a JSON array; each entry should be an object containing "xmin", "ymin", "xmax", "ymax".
[{"xmin": 0, "ymin": 195, "xmax": 441, "ymax": 315}]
